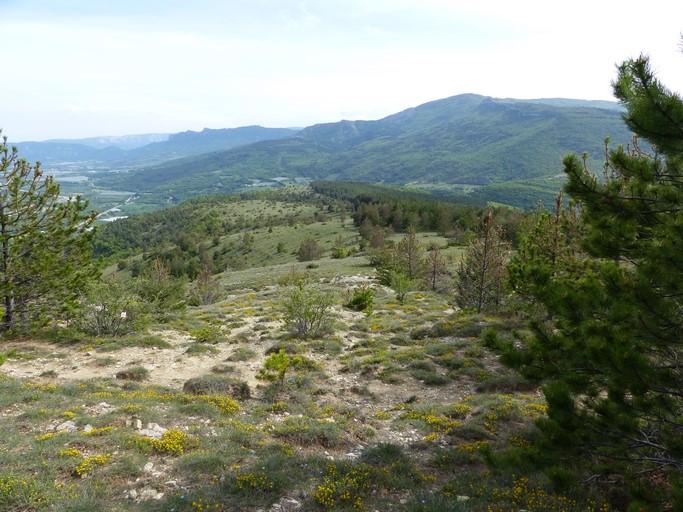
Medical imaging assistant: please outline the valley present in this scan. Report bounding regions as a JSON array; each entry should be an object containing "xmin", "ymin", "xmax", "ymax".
[
  {"xmin": 23, "ymin": 93, "xmax": 633, "ymax": 216},
  {"xmin": 0, "ymin": 85, "xmax": 677, "ymax": 511}
]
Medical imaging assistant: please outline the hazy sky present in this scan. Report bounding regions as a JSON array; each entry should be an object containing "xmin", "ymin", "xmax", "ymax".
[{"xmin": 2, "ymin": 0, "xmax": 682, "ymax": 141}]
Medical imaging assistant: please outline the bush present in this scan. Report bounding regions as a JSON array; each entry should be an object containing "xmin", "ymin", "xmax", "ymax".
[
  {"xmin": 133, "ymin": 258, "xmax": 186, "ymax": 319},
  {"xmin": 270, "ymin": 416, "xmax": 342, "ymax": 448},
  {"xmin": 185, "ymin": 343, "xmax": 220, "ymax": 355},
  {"xmin": 75, "ymin": 277, "xmax": 147, "ymax": 337},
  {"xmin": 410, "ymin": 369, "xmax": 450, "ymax": 386},
  {"xmin": 346, "ymin": 286, "xmax": 374, "ymax": 313},
  {"xmin": 297, "ymin": 238, "xmax": 324, "ymax": 262},
  {"xmin": 183, "ymin": 375, "xmax": 250, "ymax": 399},
  {"xmin": 115, "ymin": 366, "xmax": 149, "ymax": 381},
  {"xmin": 283, "ymin": 285, "xmax": 336, "ymax": 338},
  {"xmin": 189, "ymin": 267, "xmax": 221, "ymax": 306},
  {"xmin": 227, "ymin": 347, "xmax": 257, "ymax": 362},
  {"xmin": 190, "ymin": 324, "xmax": 223, "ymax": 344},
  {"xmin": 276, "ymin": 267, "xmax": 312, "ymax": 287}
]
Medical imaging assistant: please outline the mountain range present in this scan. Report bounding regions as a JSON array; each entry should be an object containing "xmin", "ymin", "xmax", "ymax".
[
  {"xmin": 13, "ymin": 126, "xmax": 298, "ymax": 166},
  {"xmin": 14, "ymin": 94, "xmax": 633, "ymax": 209}
]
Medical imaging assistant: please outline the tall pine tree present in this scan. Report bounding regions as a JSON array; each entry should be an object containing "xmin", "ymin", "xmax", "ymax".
[
  {"xmin": 498, "ymin": 54, "xmax": 683, "ymax": 493},
  {"xmin": 0, "ymin": 133, "xmax": 97, "ymax": 331}
]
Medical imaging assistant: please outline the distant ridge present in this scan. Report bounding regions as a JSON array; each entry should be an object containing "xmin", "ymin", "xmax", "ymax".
[
  {"xmin": 96, "ymin": 93, "xmax": 630, "ymax": 208},
  {"xmin": 12, "ymin": 126, "xmax": 298, "ymax": 166},
  {"xmin": 44, "ymin": 133, "xmax": 170, "ymax": 151}
]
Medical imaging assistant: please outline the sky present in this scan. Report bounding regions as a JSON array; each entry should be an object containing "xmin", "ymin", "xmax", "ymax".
[{"xmin": 2, "ymin": 0, "xmax": 682, "ymax": 142}]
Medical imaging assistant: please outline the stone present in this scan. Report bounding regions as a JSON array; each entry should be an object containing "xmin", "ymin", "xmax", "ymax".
[
  {"xmin": 138, "ymin": 488, "xmax": 160, "ymax": 501},
  {"xmin": 56, "ymin": 420, "xmax": 77, "ymax": 432}
]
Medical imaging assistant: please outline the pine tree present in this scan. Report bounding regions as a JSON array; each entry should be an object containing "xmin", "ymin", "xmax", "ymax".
[
  {"xmin": 507, "ymin": 193, "xmax": 584, "ymax": 315},
  {"xmin": 297, "ymin": 238, "xmax": 324, "ymax": 262},
  {"xmin": 454, "ymin": 207, "xmax": 510, "ymax": 313},
  {"xmin": 0, "ymin": 133, "xmax": 98, "ymax": 331},
  {"xmin": 422, "ymin": 243, "xmax": 450, "ymax": 292},
  {"xmin": 395, "ymin": 229, "xmax": 423, "ymax": 280},
  {"xmin": 134, "ymin": 258, "xmax": 186, "ymax": 319},
  {"xmin": 498, "ymin": 54, "xmax": 683, "ymax": 487}
]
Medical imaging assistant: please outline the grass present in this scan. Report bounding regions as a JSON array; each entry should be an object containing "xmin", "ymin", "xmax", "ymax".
[
  {"xmin": 92, "ymin": 334, "xmax": 172, "ymax": 352},
  {"xmin": 0, "ymin": 216, "xmax": 618, "ymax": 511}
]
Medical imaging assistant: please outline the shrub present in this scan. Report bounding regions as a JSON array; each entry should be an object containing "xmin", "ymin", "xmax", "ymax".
[
  {"xmin": 134, "ymin": 429, "xmax": 198, "ymax": 456},
  {"xmin": 133, "ymin": 258, "xmax": 186, "ymax": 319},
  {"xmin": 346, "ymin": 286, "xmax": 374, "ymax": 313},
  {"xmin": 185, "ymin": 343, "xmax": 220, "ymax": 355},
  {"xmin": 228, "ymin": 347, "xmax": 257, "ymax": 362},
  {"xmin": 75, "ymin": 277, "xmax": 147, "ymax": 337},
  {"xmin": 115, "ymin": 366, "xmax": 149, "ymax": 381},
  {"xmin": 190, "ymin": 324, "xmax": 223, "ymax": 344},
  {"xmin": 256, "ymin": 349, "xmax": 320, "ymax": 385},
  {"xmin": 276, "ymin": 267, "xmax": 312, "ymax": 287},
  {"xmin": 183, "ymin": 375, "xmax": 250, "ymax": 399},
  {"xmin": 297, "ymin": 238, "xmax": 324, "ymax": 262},
  {"xmin": 410, "ymin": 369, "xmax": 450, "ymax": 386},
  {"xmin": 283, "ymin": 285, "xmax": 336, "ymax": 338},
  {"xmin": 270, "ymin": 416, "xmax": 342, "ymax": 448},
  {"xmin": 189, "ymin": 266, "xmax": 221, "ymax": 305}
]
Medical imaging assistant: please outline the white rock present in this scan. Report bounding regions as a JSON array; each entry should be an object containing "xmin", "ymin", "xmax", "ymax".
[
  {"xmin": 147, "ymin": 423, "xmax": 167, "ymax": 433},
  {"xmin": 138, "ymin": 429, "xmax": 163, "ymax": 439},
  {"xmin": 138, "ymin": 488, "xmax": 159, "ymax": 501},
  {"xmin": 56, "ymin": 420, "xmax": 77, "ymax": 432}
]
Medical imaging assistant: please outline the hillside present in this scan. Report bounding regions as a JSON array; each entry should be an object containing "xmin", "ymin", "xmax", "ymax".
[
  {"xmin": 0, "ymin": 187, "xmax": 616, "ymax": 511},
  {"xmin": 98, "ymin": 94, "xmax": 632, "ymax": 209}
]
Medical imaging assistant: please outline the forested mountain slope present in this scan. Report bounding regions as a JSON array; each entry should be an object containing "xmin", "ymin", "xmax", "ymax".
[{"xmin": 99, "ymin": 94, "xmax": 631, "ymax": 208}]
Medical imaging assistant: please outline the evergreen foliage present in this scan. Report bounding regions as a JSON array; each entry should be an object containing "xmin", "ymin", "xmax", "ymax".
[
  {"xmin": 507, "ymin": 193, "xmax": 584, "ymax": 314},
  {"xmin": 190, "ymin": 266, "xmax": 221, "ymax": 306},
  {"xmin": 134, "ymin": 258, "xmax": 186, "ymax": 320},
  {"xmin": 0, "ymin": 133, "xmax": 98, "ymax": 331},
  {"xmin": 389, "ymin": 271, "xmax": 417, "ymax": 303},
  {"xmin": 346, "ymin": 286, "xmax": 374, "ymax": 313},
  {"xmin": 422, "ymin": 243, "xmax": 450, "ymax": 293},
  {"xmin": 296, "ymin": 238, "xmax": 324, "ymax": 262},
  {"xmin": 454, "ymin": 208, "xmax": 510, "ymax": 313},
  {"xmin": 395, "ymin": 230, "xmax": 423, "ymax": 280},
  {"xmin": 498, "ymin": 54, "xmax": 683, "ymax": 493},
  {"xmin": 371, "ymin": 231, "xmax": 425, "ymax": 288}
]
